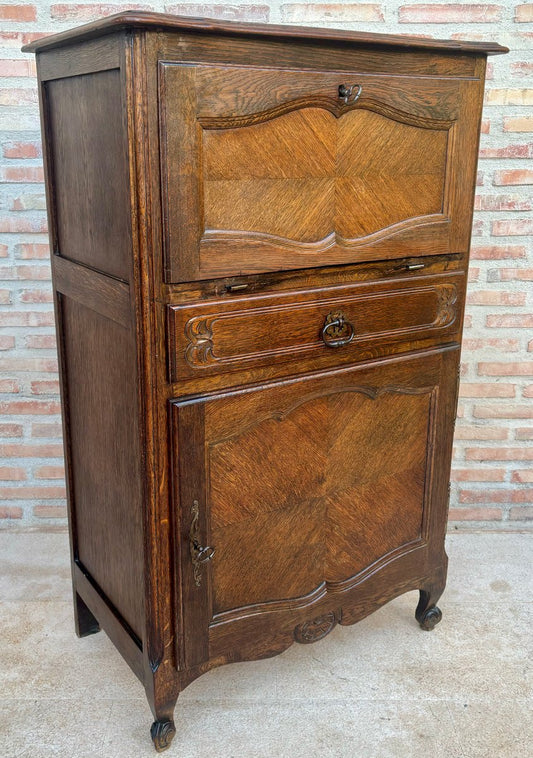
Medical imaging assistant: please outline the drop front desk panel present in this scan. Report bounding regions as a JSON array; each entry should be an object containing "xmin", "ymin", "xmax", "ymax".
[{"xmin": 23, "ymin": 12, "xmax": 507, "ymax": 752}]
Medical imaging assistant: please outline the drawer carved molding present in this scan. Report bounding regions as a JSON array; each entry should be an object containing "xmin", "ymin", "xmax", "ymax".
[
  {"xmin": 177, "ymin": 280, "xmax": 460, "ymax": 374},
  {"xmin": 25, "ymin": 10, "xmax": 506, "ymax": 752}
]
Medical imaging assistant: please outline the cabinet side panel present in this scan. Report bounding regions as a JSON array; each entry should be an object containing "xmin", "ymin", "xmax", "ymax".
[
  {"xmin": 44, "ymin": 68, "xmax": 132, "ymax": 281},
  {"xmin": 60, "ymin": 295, "xmax": 144, "ymax": 639}
]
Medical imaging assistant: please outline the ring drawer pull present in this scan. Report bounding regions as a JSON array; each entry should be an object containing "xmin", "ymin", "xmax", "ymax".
[
  {"xmin": 190, "ymin": 500, "xmax": 215, "ymax": 587},
  {"xmin": 321, "ymin": 312, "xmax": 355, "ymax": 348},
  {"xmin": 338, "ymin": 83, "xmax": 362, "ymax": 104}
]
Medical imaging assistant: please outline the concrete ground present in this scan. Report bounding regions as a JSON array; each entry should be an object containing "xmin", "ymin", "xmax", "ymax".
[{"xmin": 0, "ymin": 531, "xmax": 531, "ymax": 758}]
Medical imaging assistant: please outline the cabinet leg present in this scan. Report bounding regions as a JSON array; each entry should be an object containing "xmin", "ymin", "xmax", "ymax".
[
  {"xmin": 150, "ymin": 718, "xmax": 176, "ymax": 753},
  {"xmin": 147, "ymin": 691, "xmax": 178, "ymax": 753},
  {"xmin": 416, "ymin": 587, "xmax": 444, "ymax": 631},
  {"xmin": 74, "ymin": 592, "xmax": 100, "ymax": 637}
]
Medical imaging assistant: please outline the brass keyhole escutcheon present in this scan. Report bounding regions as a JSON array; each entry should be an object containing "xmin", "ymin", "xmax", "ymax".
[{"xmin": 190, "ymin": 500, "xmax": 215, "ymax": 587}]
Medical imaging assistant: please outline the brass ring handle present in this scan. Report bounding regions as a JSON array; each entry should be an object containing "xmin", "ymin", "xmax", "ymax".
[
  {"xmin": 338, "ymin": 83, "xmax": 362, "ymax": 104},
  {"xmin": 321, "ymin": 312, "xmax": 355, "ymax": 348}
]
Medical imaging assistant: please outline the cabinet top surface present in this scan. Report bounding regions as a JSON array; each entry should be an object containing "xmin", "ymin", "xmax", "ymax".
[{"xmin": 22, "ymin": 10, "xmax": 508, "ymax": 55}]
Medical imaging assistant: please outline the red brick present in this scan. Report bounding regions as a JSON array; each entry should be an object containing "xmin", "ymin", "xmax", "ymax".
[
  {"xmin": 466, "ymin": 447, "xmax": 533, "ymax": 461},
  {"xmin": 462, "ymin": 339, "xmax": 520, "ymax": 352},
  {"xmin": 399, "ymin": 4, "xmax": 501, "ymax": 23},
  {"xmin": 503, "ymin": 116, "xmax": 533, "ymax": 132},
  {"xmin": 475, "ymin": 193, "xmax": 531, "ymax": 211},
  {"xmin": 0, "ymin": 444, "xmax": 64, "ymax": 458},
  {"xmin": 167, "ymin": 4, "xmax": 270, "ymax": 21},
  {"xmin": 515, "ymin": 428, "xmax": 533, "ymax": 440},
  {"xmin": 488, "ymin": 268, "xmax": 533, "ymax": 281},
  {"xmin": 511, "ymin": 61, "xmax": 533, "ymax": 77},
  {"xmin": 491, "ymin": 219, "xmax": 533, "ymax": 236},
  {"xmin": 14, "ymin": 243, "xmax": 50, "ymax": 260},
  {"xmin": 459, "ymin": 489, "xmax": 514, "ymax": 504},
  {"xmin": 509, "ymin": 506, "xmax": 533, "ymax": 521},
  {"xmin": 515, "ymin": 3, "xmax": 533, "ymax": 22},
  {"xmin": 458, "ymin": 383, "xmax": 516, "ymax": 398},
  {"xmin": 481, "ymin": 119, "xmax": 490, "ymax": 134},
  {"xmin": 16, "ymin": 266, "xmax": 51, "ymax": 280},
  {"xmin": 454, "ymin": 424, "xmax": 508, "ymax": 440},
  {"xmin": 486, "ymin": 314, "xmax": 533, "ymax": 328},
  {"xmin": 473, "ymin": 405, "xmax": 533, "ymax": 419},
  {"xmin": 0, "ymin": 217, "xmax": 47, "ymax": 234},
  {"xmin": 493, "ymin": 169, "xmax": 533, "ymax": 186},
  {"xmin": 34, "ymin": 466, "xmax": 64, "ymax": 480},
  {"xmin": 280, "ymin": 3, "xmax": 383, "ymax": 22},
  {"xmin": 0, "ymin": 400, "xmax": 61, "ymax": 415},
  {"xmin": 0, "ymin": 467, "xmax": 25, "ymax": 481},
  {"xmin": 0, "ymin": 381, "xmax": 20, "ymax": 394},
  {"xmin": 512, "ymin": 470, "xmax": 533, "ymax": 483},
  {"xmin": 0, "ymin": 357, "xmax": 57, "ymax": 372},
  {"xmin": 0, "ymin": 336, "xmax": 15, "ymax": 350},
  {"xmin": 0, "ymin": 486, "xmax": 66, "ymax": 500},
  {"xmin": 448, "ymin": 507, "xmax": 503, "ymax": 521},
  {"xmin": 25, "ymin": 335, "xmax": 56, "ymax": 349},
  {"xmin": 0, "ymin": 88, "xmax": 38, "ymax": 106},
  {"xmin": 0, "ymin": 424, "xmax": 23, "ymax": 437},
  {"xmin": 33, "ymin": 506, "xmax": 67, "ymax": 519},
  {"xmin": 478, "ymin": 362, "xmax": 533, "ymax": 376},
  {"xmin": 485, "ymin": 89, "xmax": 533, "ymax": 106},
  {"xmin": 0, "ymin": 313, "xmax": 55, "ymax": 328},
  {"xmin": 512, "ymin": 490, "xmax": 533, "ymax": 504},
  {"xmin": 451, "ymin": 468, "xmax": 505, "ymax": 482},
  {"xmin": 471, "ymin": 245, "xmax": 526, "ymax": 259},
  {"xmin": 50, "ymin": 4, "xmax": 151, "ymax": 20},
  {"xmin": 524, "ymin": 385, "xmax": 533, "ymax": 398},
  {"xmin": 479, "ymin": 143, "xmax": 533, "ymax": 159},
  {"xmin": 31, "ymin": 423, "xmax": 63, "ymax": 439},
  {"xmin": 30, "ymin": 380, "xmax": 60, "ymax": 395},
  {"xmin": 20, "ymin": 289, "xmax": 53, "ymax": 304},
  {"xmin": 0, "ymin": 506, "xmax": 22, "ymax": 519},
  {"xmin": 2, "ymin": 140, "xmax": 41, "ymax": 159},
  {"xmin": 0, "ymin": 59, "xmax": 36, "ymax": 77},
  {"xmin": 0, "ymin": 243, "xmax": 7, "ymax": 258},
  {"xmin": 0, "ymin": 5, "xmax": 36, "ymax": 21},
  {"xmin": 467, "ymin": 291, "xmax": 526, "ymax": 306},
  {"xmin": 0, "ymin": 166, "xmax": 44, "ymax": 183}
]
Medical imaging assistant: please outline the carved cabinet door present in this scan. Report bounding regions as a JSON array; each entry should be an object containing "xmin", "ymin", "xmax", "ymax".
[
  {"xmin": 171, "ymin": 347, "xmax": 459, "ymax": 669},
  {"xmin": 160, "ymin": 63, "xmax": 481, "ymax": 282}
]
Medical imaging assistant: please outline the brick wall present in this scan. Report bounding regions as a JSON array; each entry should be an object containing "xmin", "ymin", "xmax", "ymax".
[{"xmin": 0, "ymin": 1, "xmax": 531, "ymax": 529}]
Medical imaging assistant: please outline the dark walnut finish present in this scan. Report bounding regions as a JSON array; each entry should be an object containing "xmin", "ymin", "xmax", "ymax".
[{"xmin": 23, "ymin": 12, "xmax": 507, "ymax": 752}]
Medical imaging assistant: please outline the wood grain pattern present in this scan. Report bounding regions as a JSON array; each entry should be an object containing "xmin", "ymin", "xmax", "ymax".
[
  {"xmin": 61, "ymin": 295, "xmax": 144, "ymax": 638},
  {"xmin": 161, "ymin": 64, "xmax": 480, "ymax": 281},
  {"xmin": 44, "ymin": 68, "xmax": 132, "ymax": 281},
  {"xmin": 26, "ymin": 13, "xmax": 500, "ymax": 750},
  {"xmin": 171, "ymin": 347, "xmax": 457, "ymax": 666}
]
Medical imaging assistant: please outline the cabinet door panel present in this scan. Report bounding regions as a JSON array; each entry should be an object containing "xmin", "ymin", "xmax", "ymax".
[
  {"xmin": 171, "ymin": 348, "xmax": 458, "ymax": 668},
  {"xmin": 160, "ymin": 63, "xmax": 483, "ymax": 281}
]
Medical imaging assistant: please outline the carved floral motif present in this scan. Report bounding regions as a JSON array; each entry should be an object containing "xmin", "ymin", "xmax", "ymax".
[{"xmin": 294, "ymin": 609, "xmax": 342, "ymax": 644}]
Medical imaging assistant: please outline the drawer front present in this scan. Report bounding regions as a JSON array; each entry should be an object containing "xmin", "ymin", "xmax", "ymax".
[
  {"xmin": 160, "ymin": 63, "xmax": 483, "ymax": 282},
  {"xmin": 168, "ymin": 272, "xmax": 465, "ymax": 381}
]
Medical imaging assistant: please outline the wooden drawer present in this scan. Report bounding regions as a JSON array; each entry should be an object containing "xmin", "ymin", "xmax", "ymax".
[
  {"xmin": 167, "ymin": 272, "xmax": 465, "ymax": 382},
  {"xmin": 160, "ymin": 63, "xmax": 482, "ymax": 282}
]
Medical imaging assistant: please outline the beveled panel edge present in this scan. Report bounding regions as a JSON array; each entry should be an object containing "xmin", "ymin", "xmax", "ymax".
[
  {"xmin": 22, "ymin": 10, "xmax": 508, "ymax": 55},
  {"xmin": 209, "ymin": 537, "xmax": 427, "ymax": 626}
]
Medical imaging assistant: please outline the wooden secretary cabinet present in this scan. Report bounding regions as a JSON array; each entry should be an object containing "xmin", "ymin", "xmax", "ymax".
[{"xmin": 23, "ymin": 13, "xmax": 507, "ymax": 752}]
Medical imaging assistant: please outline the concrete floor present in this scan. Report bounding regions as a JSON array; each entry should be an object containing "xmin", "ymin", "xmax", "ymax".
[{"xmin": 0, "ymin": 532, "xmax": 531, "ymax": 758}]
